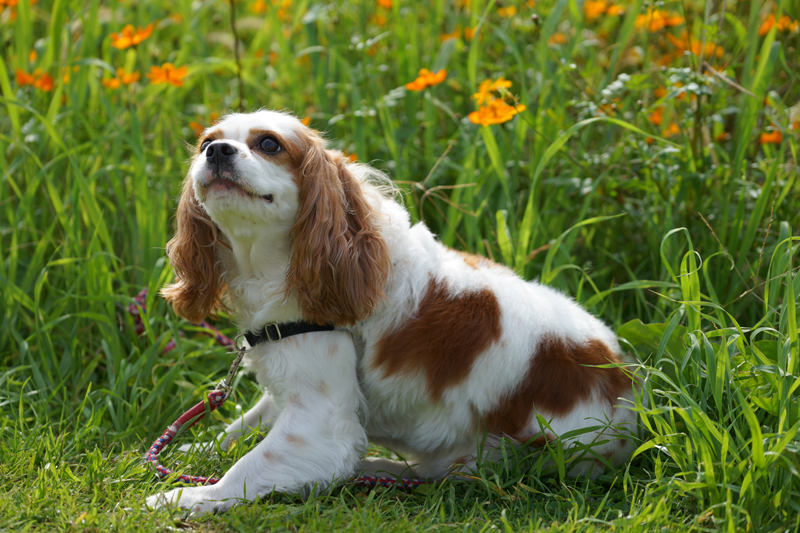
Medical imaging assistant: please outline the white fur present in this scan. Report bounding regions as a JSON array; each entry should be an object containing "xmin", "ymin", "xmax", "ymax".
[{"xmin": 146, "ymin": 111, "xmax": 640, "ymax": 514}]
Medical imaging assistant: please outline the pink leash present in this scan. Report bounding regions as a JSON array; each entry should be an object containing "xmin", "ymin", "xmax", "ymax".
[{"xmin": 131, "ymin": 288, "xmax": 428, "ymax": 489}]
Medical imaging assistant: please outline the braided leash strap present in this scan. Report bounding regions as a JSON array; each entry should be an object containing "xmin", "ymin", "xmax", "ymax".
[{"xmin": 132, "ymin": 288, "xmax": 429, "ymax": 490}]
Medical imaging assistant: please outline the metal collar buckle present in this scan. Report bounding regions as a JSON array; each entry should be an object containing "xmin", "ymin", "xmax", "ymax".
[{"xmin": 265, "ymin": 323, "xmax": 281, "ymax": 341}]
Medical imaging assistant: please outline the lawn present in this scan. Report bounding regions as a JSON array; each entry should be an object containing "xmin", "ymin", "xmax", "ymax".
[{"xmin": 1, "ymin": 0, "xmax": 799, "ymax": 531}]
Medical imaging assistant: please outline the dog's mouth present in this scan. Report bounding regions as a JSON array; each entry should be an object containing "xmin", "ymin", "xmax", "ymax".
[{"xmin": 204, "ymin": 173, "xmax": 274, "ymax": 203}]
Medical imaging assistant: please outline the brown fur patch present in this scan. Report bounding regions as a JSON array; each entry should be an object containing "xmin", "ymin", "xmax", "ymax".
[
  {"xmin": 619, "ymin": 439, "xmax": 627, "ymax": 449},
  {"xmin": 263, "ymin": 451, "xmax": 277, "ymax": 462},
  {"xmin": 285, "ymin": 131, "xmax": 390, "ymax": 326},
  {"xmin": 285, "ymin": 434, "xmax": 306, "ymax": 446},
  {"xmin": 196, "ymin": 129, "xmax": 223, "ymax": 153},
  {"xmin": 373, "ymin": 278, "xmax": 502, "ymax": 400},
  {"xmin": 455, "ymin": 251, "xmax": 490, "ymax": 269},
  {"xmin": 244, "ymin": 128, "xmax": 306, "ymax": 166},
  {"xmin": 483, "ymin": 335, "xmax": 630, "ymax": 438},
  {"xmin": 160, "ymin": 178, "xmax": 226, "ymax": 323}
]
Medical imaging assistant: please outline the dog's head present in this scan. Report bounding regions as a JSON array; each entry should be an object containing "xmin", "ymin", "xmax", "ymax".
[{"xmin": 162, "ymin": 110, "xmax": 390, "ymax": 327}]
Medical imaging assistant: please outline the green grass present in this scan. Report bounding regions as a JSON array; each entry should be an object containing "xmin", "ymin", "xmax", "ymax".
[{"xmin": 2, "ymin": 0, "xmax": 800, "ymax": 530}]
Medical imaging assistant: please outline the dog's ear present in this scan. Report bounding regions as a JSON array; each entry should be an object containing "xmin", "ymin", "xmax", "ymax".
[
  {"xmin": 286, "ymin": 143, "xmax": 390, "ymax": 326},
  {"xmin": 161, "ymin": 178, "xmax": 225, "ymax": 323}
]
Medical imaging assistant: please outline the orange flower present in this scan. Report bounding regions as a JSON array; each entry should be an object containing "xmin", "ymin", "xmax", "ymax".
[
  {"xmin": 497, "ymin": 6, "xmax": 516, "ymax": 17},
  {"xmin": 759, "ymin": 130, "xmax": 782, "ymax": 144},
  {"xmin": 715, "ymin": 132, "xmax": 731, "ymax": 142},
  {"xmin": 29, "ymin": 49, "xmax": 36, "ymax": 62},
  {"xmin": 648, "ymin": 107, "xmax": 663, "ymax": 126},
  {"xmin": 343, "ymin": 151, "xmax": 358, "ymax": 163},
  {"xmin": 440, "ymin": 28, "xmax": 461, "ymax": 41},
  {"xmin": 661, "ymin": 122, "xmax": 680, "ymax": 137},
  {"xmin": 117, "ymin": 68, "xmax": 140, "ymax": 85},
  {"xmin": 103, "ymin": 67, "xmax": 140, "ymax": 89},
  {"xmin": 405, "ymin": 68, "xmax": 446, "ymax": 91},
  {"xmin": 250, "ymin": 0, "xmax": 267, "ymax": 14},
  {"xmin": 301, "ymin": 116, "xmax": 312, "ymax": 126},
  {"xmin": 33, "ymin": 71, "xmax": 53, "ymax": 91},
  {"xmin": 170, "ymin": 14, "xmax": 183, "ymax": 23},
  {"xmin": 15, "ymin": 68, "xmax": 35, "ymax": 86},
  {"xmin": 548, "ymin": 32, "xmax": 567, "ymax": 45},
  {"xmin": 102, "ymin": 77, "xmax": 122, "ymax": 89},
  {"xmin": 16, "ymin": 68, "xmax": 53, "ymax": 91},
  {"xmin": 585, "ymin": 1, "xmax": 624, "ymax": 21},
  {"xmin": 654, "ymin": 87, "xmax": 667, "ymax": 98},
  {"xmin": 759, "ymin": 14, "xmax": 799, "ymax": 36},
  {"xmin": 464, "ymin": 26, "xmax": 478, "ymax": 41},
  {"xmin": 371, "ymin": 13, "xmax": 387, "ymax": 26},
  {"xmin": 584, "ymin": 0, "xmax": 607, "ymax": 21},
  {"xmin": 635, "ymin": 8, "xmax": 684, "ymax": 32},
  {"xmin": 472, "ymin": 77, "xmax": 514, "ymax": 105},
  {"xmin": 666, "ymin": 32, "xmax": 724, "ymax": 59},
  {"xmin": 777, "ymin": 15, "xmax": 799, "ymax": 32},
  {"xmin": 110, "ymin": 24, "xmax": 153, "ymax": 50},
  {"xmin": 0, "ymin": 0, "xmax": 37, "ymax": 19},
  {"xmin": 468, "ymin": 98, "xmax": 526, "ymax": 126},
  {"xmin": 147, "ymin": 63, "xmax": 188, "ymax": 87},
  {"xmin": 377, "ymin": 0, "xmax": 392, "ymax": 8}
]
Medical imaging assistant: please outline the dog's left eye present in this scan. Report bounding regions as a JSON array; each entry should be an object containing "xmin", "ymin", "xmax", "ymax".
[
  {"xmin": 200, "ymin": 140, "xmax": 212, "ymax": 152},
  {"xmin": 259, "ymin": 137, "xmax": 281, "ymax": 153}
]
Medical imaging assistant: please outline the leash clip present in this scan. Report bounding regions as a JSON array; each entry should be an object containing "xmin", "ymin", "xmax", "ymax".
[{"xmin": 216, "ymin": 334, "xmax": 248, "ymax": 394}]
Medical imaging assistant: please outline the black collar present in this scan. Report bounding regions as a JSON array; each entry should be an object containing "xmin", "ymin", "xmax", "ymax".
[{"xmin": 244, "ymin": 321, "xmax": 335, "ymax": 348}]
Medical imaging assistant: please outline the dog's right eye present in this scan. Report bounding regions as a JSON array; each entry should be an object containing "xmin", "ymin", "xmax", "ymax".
[{"xmin": 200, "ymin": 140, "xmax": 212, "ymax": 152}]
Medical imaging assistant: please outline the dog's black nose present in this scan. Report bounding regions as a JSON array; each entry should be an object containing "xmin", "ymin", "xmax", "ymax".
[{"xmin": 206, "ymin": 142, "xmax": 237, "ymax": 165}]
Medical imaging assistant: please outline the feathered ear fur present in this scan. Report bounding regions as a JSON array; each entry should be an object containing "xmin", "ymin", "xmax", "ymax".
[
  {"xmin": 286, "ymin": 140, "xmax": 390, "ymax": 326},
  {"xmin": 161, "ymin": 179, "xmax": 225, "ymax": 323}
]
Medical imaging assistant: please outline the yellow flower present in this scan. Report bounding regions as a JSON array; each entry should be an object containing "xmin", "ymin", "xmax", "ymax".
[
  {"xmin": 147, "ymin": 63, "xmax": 188, "ymax": 87},
  {"xmin": 468, "ymin": 98, "xmax": 526, "ymax": 126},
  {"xmin": 635, "ymin": 8, "xmax": 684, "ymax": 32},
  {"xmin": 497, "ymin": 6, "xmax": 516, "ymax": 18},
  {"xmin": 110, "ymin": 24, "xmax": 153, "ymax": 50},
  {"xmin": 405, "ymin": 68, "xmax": 447, "ymax": 91}
]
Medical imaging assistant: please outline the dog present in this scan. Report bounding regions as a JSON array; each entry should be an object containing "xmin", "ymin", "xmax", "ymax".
[{"xmin": 145, "ymin": 110, "xmax": 640, "ymax": 514}]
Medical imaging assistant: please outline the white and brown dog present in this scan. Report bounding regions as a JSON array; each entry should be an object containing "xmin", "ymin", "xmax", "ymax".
[{"xmin": 146, "ymin": 110, "xmax": 640, "ymax": 514}]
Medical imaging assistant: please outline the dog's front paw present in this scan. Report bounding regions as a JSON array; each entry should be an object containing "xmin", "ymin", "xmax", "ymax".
[{"xmin": 146, "ymin": 486, "xmax": 237, "ymax": 516}]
